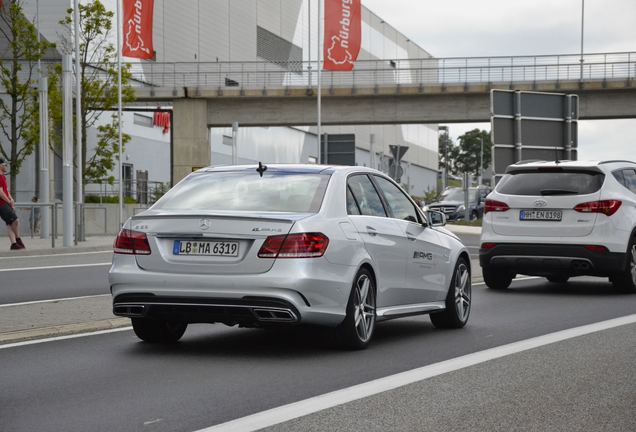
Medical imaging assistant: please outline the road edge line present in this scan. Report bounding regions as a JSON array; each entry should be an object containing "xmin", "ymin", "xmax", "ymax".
[
  {"xmin": 196, "ymin": 313, "xmax": 636, "ymax": 432},
  {"xmin": 0, "ymin": 322, "xmax": 131, "ymax": 349}
]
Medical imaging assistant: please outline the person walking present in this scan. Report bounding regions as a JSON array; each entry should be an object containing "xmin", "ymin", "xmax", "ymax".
[{"xmin": 0, "ymin": 158, "xmax": 25, "ymax": 250}]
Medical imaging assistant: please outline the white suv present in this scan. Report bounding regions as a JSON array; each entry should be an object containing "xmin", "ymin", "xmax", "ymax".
[{"xmin": 480, "ymin": 160, "xmax": 636, "ymax": 292}]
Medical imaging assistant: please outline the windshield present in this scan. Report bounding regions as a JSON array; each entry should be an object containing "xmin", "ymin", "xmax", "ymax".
[
  {"xmin": 441, "ymin": 189, "xmax": 478, "ymax": 202},
  {"xmin": 153, "ymin": 171, "xmax": 331, "ymax": 213}
]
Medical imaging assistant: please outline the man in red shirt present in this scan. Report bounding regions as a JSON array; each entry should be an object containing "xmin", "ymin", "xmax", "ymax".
[{"xmin": 0, "ymin": 158, "xmax": 25, "ymax": 250}]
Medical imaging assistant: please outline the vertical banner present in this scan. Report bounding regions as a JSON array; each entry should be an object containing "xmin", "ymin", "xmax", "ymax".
[
  {"xmin": 323, "ymin": 0, "xmax": 361, "ymax": 71},
  {"xmin": 122, "ymin": 0, "xmax": 155, "ymax": 59}
]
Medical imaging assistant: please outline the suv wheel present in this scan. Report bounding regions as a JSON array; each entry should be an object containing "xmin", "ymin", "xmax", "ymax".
[
  {"xmin": 132, "ymin": 318, "xmax": 187, "ymax": 343},
  {"xmin": 335, "ymin": 268, "xmax": 376, "ymax": 349},
  {"xmin": 431, "ymin": 257, "xmax": 471, "ymax": 329},
  {"xmin": 546, "ymin": 275, "xmax": 569, "ymax": 284},
  {"xmin": 483, "ymin": 266, "xmax": 513, "ymax": 290},
  {"xmin": 611, "ymin": 238, "xmax": 636, "ymax": 293}
]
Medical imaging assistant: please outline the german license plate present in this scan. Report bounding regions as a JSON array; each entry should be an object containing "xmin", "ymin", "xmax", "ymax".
[
  {"xmin": 173, "ymin": 240, "xmax": 239, "ymax": 257},
  {"xmin": 519, "ymin": 209, "xmax": 563, "ymax": 222}
]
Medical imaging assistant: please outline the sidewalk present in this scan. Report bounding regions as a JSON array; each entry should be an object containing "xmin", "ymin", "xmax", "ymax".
[{"xmin": 0, "ymin": 235, "xmax": 114, "ymax": 257}]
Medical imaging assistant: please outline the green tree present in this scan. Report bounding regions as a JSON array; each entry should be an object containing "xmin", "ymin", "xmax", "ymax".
[
  {"xmin": 48, "ymin": 0, "xmax": 134, "ymax": 189},
  {"xmin": 0, "ymin": 0, "xmax": 53, "ymax": 196},
  {"xmin": 455, "ymin": 129, "xmax": 492, "ymax": 179},
  {"xmin": 438, "ymin": 129, "xmax": 459, "ymax": 176}
]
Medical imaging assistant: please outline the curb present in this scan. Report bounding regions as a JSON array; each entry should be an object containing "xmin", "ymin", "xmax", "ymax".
[{"xmin": 0, "ymin": 318, "xmax": 130, "ymax": 345}]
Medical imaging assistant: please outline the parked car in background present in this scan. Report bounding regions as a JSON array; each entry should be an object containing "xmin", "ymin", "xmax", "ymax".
[
  {"xmin": 427, "ymin": 187, "xmax": 491, "ymax": 221},
  {"xmin": 110, "ymin": 165, "xmax": 472, "ymax": 349},
  {"xmin": 480, "ymin": 160, "xmax": 636, "ymax": 292}
]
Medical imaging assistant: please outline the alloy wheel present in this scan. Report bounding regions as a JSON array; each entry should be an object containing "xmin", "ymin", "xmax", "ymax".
[
  {"xmin": 353, "ymin": 274, "xmax": 376, "ymax": 343},
  {"xmin": 454, "ymin": 263, "xmax": 471, "ymax": 322}
]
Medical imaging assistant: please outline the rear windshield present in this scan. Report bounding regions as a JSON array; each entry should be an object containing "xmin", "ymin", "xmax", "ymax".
[
  {"xmin": 153, "ymin": 171, "xmax": 331, "ymax": 213},
  {"xmin": 497, "ymin": 171, "xmax": 605, "ymax": 196}
]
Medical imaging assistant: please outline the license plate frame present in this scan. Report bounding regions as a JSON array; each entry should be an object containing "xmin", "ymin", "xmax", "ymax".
[
  {"xmin": 519, "ymin": 209, "xmax": 563, "ymax": 222},
  {"xmin": 173, "ymin": 240, "xmax": 240, "ymax": 257}
]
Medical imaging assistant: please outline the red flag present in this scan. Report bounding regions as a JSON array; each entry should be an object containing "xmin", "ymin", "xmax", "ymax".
[
  {"xmin": 323, "ymin": 0, "xmax": 361, "ymax": 71},
  {"xmin": 122, "ymin": 0, "xmax": 155, "ymax": 60}
]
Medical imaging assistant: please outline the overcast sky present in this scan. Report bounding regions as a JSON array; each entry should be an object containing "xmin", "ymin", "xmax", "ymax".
[{"xmin": 363, "ymin": 0, "xmax": 636, "ymax": 161}]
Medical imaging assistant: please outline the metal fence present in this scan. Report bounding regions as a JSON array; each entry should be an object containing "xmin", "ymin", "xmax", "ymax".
[{"xmin": 112, "ymin": 52, "xmax": 636, "ymax": 91}]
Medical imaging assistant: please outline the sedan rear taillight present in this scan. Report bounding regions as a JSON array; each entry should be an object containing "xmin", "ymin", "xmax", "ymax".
[
  {"xmin": 574, "ymin": 200, "xmax": 622, "ymax": 216},
  {"xmin": 114, "ymin": 229, "xmax": 151, "ymax": 255},
  {"xmin": 258, "ymin": 233, "xmax": 329, "ymax": 259},
  {"xmin": 484, "ymin": 199, "xmax": 510, "ymax": 214}
]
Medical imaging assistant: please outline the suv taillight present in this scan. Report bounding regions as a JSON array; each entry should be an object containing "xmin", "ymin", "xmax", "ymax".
[
  {"xmin": 258, "ymin": 233, "xmax": 329, "ymax": 259},
  {"xmin": 574, "ymin": 200, "xmax": 622, "ymax": 216},
  {"xmin": 114, "ymin": 229, "xmax": 151, "ymax": 255},
  {"xmin": 484, "ymin": 199, "xmax": 510, "ymax": 214}
]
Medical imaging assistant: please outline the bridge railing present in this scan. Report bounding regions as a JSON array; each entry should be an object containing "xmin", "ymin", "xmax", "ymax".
[{"xmin": 113, "ymin": 52, "xmax": 636, "ymax": 91}]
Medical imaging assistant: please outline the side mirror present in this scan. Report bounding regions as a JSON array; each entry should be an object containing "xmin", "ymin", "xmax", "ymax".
[{"xmin": 429, "ymin": 211, "xmax": 447, "ymax": 227}]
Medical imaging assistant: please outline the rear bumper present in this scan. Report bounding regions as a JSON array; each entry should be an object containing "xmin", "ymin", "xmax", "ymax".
[
  {"xmin": 479, "ymin": 243, "xmax": 627, "ymax": 277},
  {"xmin": 108, "ymin": 255, "xmax": 355, "ymax": 327}
]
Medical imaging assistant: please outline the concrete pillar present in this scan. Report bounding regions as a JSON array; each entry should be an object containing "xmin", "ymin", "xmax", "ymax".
[{"xmin": 172, "ymin": 99, "xmax": 210, "ymax": 184}]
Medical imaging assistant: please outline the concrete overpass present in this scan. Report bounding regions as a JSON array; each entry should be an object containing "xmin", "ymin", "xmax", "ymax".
[{"xmin": 121, "ymin": 52, "xmax": 636, "ymax": 181}]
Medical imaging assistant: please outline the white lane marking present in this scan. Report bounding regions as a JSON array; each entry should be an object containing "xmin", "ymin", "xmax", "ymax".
[
  {"xmin": 473, "ymin": 276, "xmax": 541, "ymax": 286},
  {"xmin": 196, "ymin": 314, "xmax": 636, "ymax": 432},
  {"xmin": 0, "ymin": 250, "xmax": 112, "ymax": 260},
  {"xmin": 0, "ymin": 327, "xmax": 132, "ymax": 350},
  {"xmin": 0, "ymin": 294, "xmax": 110, "ymax": 308},
  {"xmin": 0, "ymin": 262, "xmax": 111, "ymax": 273}
]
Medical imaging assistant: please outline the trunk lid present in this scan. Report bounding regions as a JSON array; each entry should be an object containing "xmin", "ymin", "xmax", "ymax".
[{"xmin": 132, "ymin": 210, "xmax": 309, "ymax": 275}]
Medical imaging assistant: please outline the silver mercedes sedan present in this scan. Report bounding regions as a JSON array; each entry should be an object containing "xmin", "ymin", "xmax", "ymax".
[{"xmin": 109, "ymin": 165, "xmax": 471, "ymax": 349}]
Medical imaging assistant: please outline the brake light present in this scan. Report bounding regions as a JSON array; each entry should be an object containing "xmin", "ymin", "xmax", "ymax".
[
  {"xmin": 258, "ymin": 233, "xmax": 329, "ymax": 259},
  {"xmin": 574, "ymin": 200, "xmax": 622, "ymax": 216},
  {"xmin": 114, "ymin": 229, "xmax": 151, "ymax": 255},
  {"xmin": 584, "ymin": 245, "xmax": 609, "ymax": 253},
  {"xmin": 481, "ymin": 243, "xmax": 497, "ymax": 250},
  {"xmin": 484, "ymin": 199, "xmax": 510, "ymax": 214}
]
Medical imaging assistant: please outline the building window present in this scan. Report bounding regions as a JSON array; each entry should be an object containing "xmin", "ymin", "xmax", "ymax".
[
  {"xmin": 257, "ymin": 26, "xmax": 303, "ymax": 72},
  {"xmin": 133, "ymin": 113, "xmax": 153, "ymax": 128}
]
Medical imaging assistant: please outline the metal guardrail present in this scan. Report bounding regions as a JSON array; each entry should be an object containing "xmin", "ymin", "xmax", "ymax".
[
  {"xmin": 109, "ymin": 52, "xmax": 636, "ymax": 91},
  {"xmin": 14, "ymin": 203, "xmax": 58, "ymax": 248}
]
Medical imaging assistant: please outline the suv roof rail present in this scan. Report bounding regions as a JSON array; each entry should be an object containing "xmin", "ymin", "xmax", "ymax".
[{"xmin": 598, "ymin": 160, "xmax": 636, "ymax": 165}]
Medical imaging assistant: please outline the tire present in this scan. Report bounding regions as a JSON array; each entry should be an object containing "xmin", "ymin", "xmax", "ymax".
[
  {"xmin": 131, "ymin": 318, "xmax": 188, "ymax": 343},
  {"xmin": 483, "ymin": 265, "xmax": 513, "ymax": 290},
  {"xmin": 335, "ymin": 268, "xmax": 376, "ymax": 350},
  {"xmin": 610, "ymin": 237, "xmax": 636, "ymax": 294},
  {"xmin": 546, "ymin": 275, "xmax": 569, "ymax": 284},
  {"xmin": 431, "ymin": 257, "xmax": 471, "ymax": 329}
]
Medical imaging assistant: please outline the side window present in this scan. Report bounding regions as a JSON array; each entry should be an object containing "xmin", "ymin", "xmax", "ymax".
[
  {"xmin": 622, "ymin": 169, "xmax": 636, "ymax": 194},
  {"xmin": 372, "ymin": 176, "xmax": 419, "ymax": 223},
  {"xmin": 346, "ymin": 186, "xmax": 361, "ymax": 215},
  {"xmin": 347, "ymin": 175, "xmax": 387, "ymax": 217},
  {"xmin": 613, "ymin": 170, "xmax": 625, "ymax": 186}
]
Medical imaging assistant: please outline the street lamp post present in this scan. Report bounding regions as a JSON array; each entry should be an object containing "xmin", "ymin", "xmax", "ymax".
[
  {"xmin": 479, "ymin": 136, "xmax": 484, "ymax": 186},
  {"xmin": 580, "ymin": 0, "xmax": 585, "ymax": 80}
]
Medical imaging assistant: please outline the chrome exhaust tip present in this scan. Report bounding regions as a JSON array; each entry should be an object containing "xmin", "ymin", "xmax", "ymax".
[
  {"xmin": 252, "ymin": 308, "xmax": 298, "ymax": 323},
  {"xmin": 113, "ymin": 304, "xmax": 146, "ymax": 317}
]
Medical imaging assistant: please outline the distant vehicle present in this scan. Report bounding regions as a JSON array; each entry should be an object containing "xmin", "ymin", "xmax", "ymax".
[
  {"xmin": 109, "ymin": 165, "xmax": 472, "ymax": 349},
  {"xmin": 427, "ymin": 187, "xmax": 491, "ymax": 221},
  {"xmin": 480, "ymin": 160, "xmax": 636, "ymax": 292}
]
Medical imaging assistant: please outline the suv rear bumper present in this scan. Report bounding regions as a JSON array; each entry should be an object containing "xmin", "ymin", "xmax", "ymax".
[{"xmin": 479, "ymin": 243, "xmax": 627, "ymax": 277}]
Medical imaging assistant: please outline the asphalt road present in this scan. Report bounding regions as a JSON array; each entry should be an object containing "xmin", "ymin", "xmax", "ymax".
[{"xmin": 2, "ymin": 276, "xmax": 635, "ymax": 432}]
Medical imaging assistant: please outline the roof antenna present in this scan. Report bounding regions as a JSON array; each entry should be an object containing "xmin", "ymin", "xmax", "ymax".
[{"xmin": 256, "ymin": 162, "xmax": 268, "ymax": 177}]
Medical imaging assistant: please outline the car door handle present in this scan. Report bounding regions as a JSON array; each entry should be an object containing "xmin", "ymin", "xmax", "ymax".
[
  {"xmin": 406, "ymin": 234, "xmax": 417, "ymax": 242},
  {"xmin": 366, "ymin": 226, "xmax": 378, "ymax": 236}
]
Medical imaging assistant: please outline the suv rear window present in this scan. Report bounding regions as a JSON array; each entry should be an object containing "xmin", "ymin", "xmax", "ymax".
[
  {"xmin": 153, "ymin": 171, "xmax": 331, "ymax": 213},
  {"xmin": 497, "ymin": 171, "xmax": 605, "ymax": 196}
]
